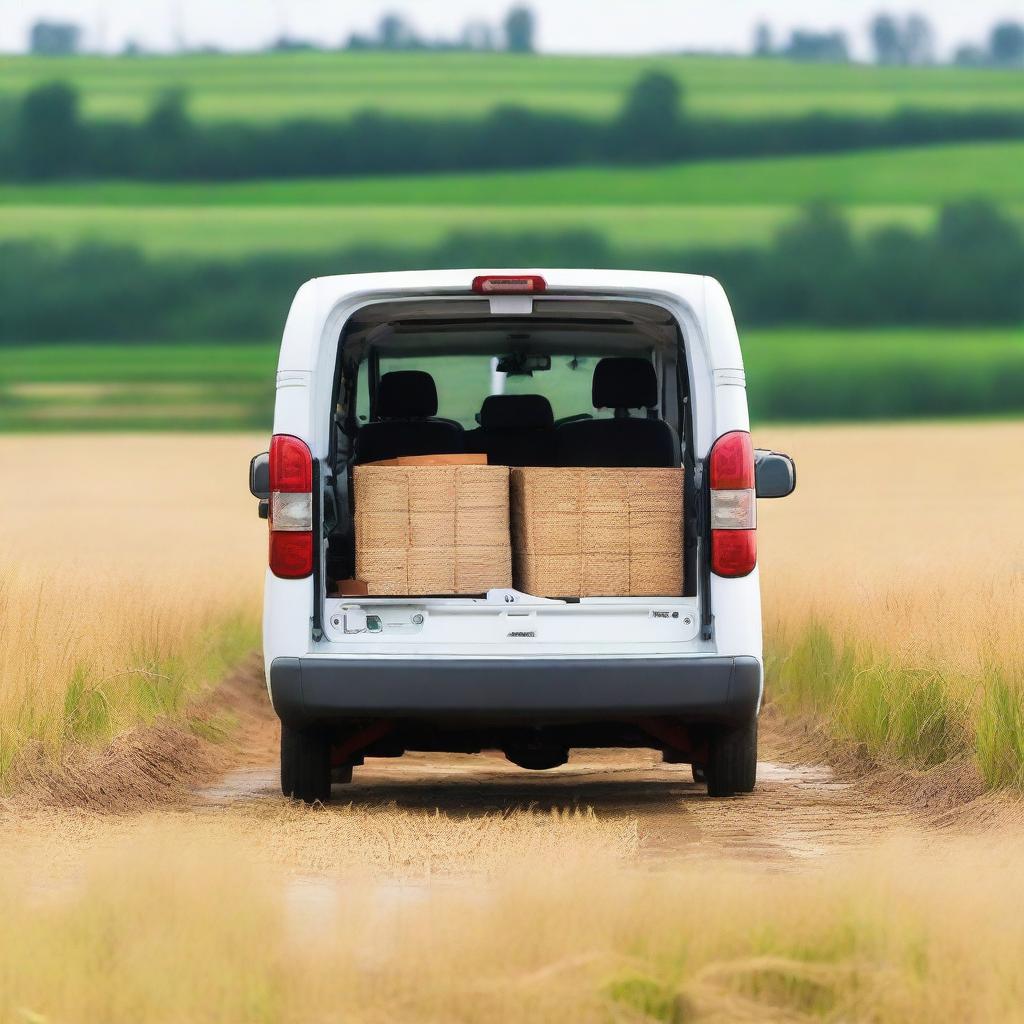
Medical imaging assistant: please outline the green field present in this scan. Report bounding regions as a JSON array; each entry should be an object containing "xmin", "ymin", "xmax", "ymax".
[
  {"xmin": 3, "ymin": 142, "xmax": 1020, "ymax": 256},
  {"xmin": 0, "ymin": 203, "xmax": 941, "ymax": 255},
  {"xmin": 3, "ymin": 330, "xmax": 1021, "ymax": 431},
  {"xmin": 3, "ymin": 52, "xmax": 1024, "ymax": 122}
]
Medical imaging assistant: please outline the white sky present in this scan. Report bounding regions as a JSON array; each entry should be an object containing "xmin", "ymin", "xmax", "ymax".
[{"xmin": 1, "ymin": 0, "xmax": 1022, "ymax": 58}]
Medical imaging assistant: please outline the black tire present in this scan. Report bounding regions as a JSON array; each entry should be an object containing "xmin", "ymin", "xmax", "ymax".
[
  {"xmin": 280, "ymin": 724, "xmax": 332, "ymax": 804},
  {"xmin": 704, "ymin": 717, "xmax": 758, "ymax": 798}
]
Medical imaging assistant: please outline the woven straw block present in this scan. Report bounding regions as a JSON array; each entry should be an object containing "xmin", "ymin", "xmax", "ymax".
[
  {"xmin": 582, "ymin": 513, "xmax": 629, "ymax": 553},
  {"xmin": 626, "ymin": 469, "xmax": 684, "ymax": 512},
  {"xmin": 515, "ymin": 554, "xmax": 582, "ymax": 597},
  {"xmin": 408, "ymin": 548, "xmax": 456, "ymax": 594},
  {"xmin": 357, "ymin": 549, "xmax": 408, "ymax": 596},
  {"xmin": 456, "ymin": 507, "xmax": 509, "ymax": 548},
  {"xmin": 408, "ymin": 469, "xmax": 456, "ymax": 513},
  {"xmin": 354, "ymin": 468, "xmax": 409, "ymax": 514},
  {"xmin": 457, "ymin": 546, "xmax": 512, "ymax": 593},
  {"xmin": 629, "ymin": 558, "xmax": 683, "ymax": 597},
  {"xmin": 409, "ymin": 512, "xmax": 455, "ymax": 549},
  {"xmin": 581, "ymin": 470, "xmax": 629, "ymax": 512},
  {"xmin": 582, "ymin": 553, "xmax": 630, "ymax": 596},
  {"xmin": 512, "ymin": 469, "xmax": 581, "ymax": 514},
  {"xmin": 455, "ymin": 465, "xmax": 510, "ymax": 507},
  {"xmin": 629, "ymin": 511, "xmax": 683, "ymax": 554},
  {"xmin": 526, "ymin": 512, "xmax": 582, "ymax": 555},
  {"xmin": 357, "ymin": 511, "xmax": 409, "ymax": 550}
]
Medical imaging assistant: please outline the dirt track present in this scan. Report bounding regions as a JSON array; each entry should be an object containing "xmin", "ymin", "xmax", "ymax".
[
  {"xmin": 188, "ymin": 661, "xmax": 970, "ymax": 869},
  {"xmin": 6, "ymin": 658, "xmax": 1010, "ymax": 880}
]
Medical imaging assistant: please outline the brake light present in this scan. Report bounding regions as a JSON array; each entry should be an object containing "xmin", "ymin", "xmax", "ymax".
[
  {"xmin": 268, "ymin": 434, "xmax": 313, "ymax": 579},
  {"xmin": 472, "ymin": 275, "xmax": 546, "ymax": 295},
  {"xmin": 709, "ymin": 431, "xmax": 756, "ymax": 578}
]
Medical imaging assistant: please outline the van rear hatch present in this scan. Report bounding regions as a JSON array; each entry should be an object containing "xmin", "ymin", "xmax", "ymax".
[{"xmin": 313, "ymin": 291, "xmax": 710, "ymax": 658}]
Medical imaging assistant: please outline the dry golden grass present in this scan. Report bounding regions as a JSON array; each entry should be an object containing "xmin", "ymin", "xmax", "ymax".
[
  {"xmin": 2, "ymin": 425, "xmax": 1024, "ymax": 1022},
  {"xmin": 3, "ymin": 820, "xmax": 1024, "ymax": 1023},
  {"xmin": 0, "ymin": 434, "xmax": 267, "ymax": 780},
  {"xmin": 2, "ymin": 423, "xmax": 1021, "ymax": 787},
  {"xmin": 757, "ymin": 420, "xmax": 1024, "ymax": 784}
]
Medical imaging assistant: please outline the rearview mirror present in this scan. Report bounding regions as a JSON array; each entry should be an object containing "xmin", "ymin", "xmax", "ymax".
[
  {"xmin": 754, "ymin": 449, "xmax": 796, "ymax": 499},
  {"xmin": 496, "ymin": 353, "xmax": 551, "ymax": 376},
  {"xmin": 249, "ymin": 452, "xmax": 270, "ymax": 499}
]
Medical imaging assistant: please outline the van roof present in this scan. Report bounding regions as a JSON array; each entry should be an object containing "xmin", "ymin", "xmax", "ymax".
[{"xmin": 277, "ymin": 269, "xmax": 743, "ymax": 375}]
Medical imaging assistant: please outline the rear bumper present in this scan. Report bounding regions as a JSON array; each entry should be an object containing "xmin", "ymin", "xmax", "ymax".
[{"xmin": 269, "ymin": 655, "xmax": 761, "ymax": 729}]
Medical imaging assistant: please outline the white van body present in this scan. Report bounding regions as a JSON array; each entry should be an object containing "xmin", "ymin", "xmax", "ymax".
[{"xmin": 255, "ymin": 269, "xmax": 794, "ymax": 802}]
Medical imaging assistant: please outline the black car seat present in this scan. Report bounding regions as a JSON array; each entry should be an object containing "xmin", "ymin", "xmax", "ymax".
[
  {"xmin": 556, "ymin": 357, "xmax": 678, "ymax": 467},
  {"xmin": 464, "ymin": 394, "xmax": 556, "ymax": 466},
  {"xmin": 356, "ymin": 370, "xmax": 463, "ymax": 463}
]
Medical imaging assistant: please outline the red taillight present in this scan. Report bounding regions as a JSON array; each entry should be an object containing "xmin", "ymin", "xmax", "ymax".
[
  {"xmin": 472, "ymin": 275, "xmax": 546, "ymax": 295},
  {"xmin": 270, "ymin": 433, "xmax": 312, "ymax": 493},
  {"xmin": 268, "ymin": 434, "xmax": 313, "ymax": 579},
  {"xmin": 709, "ymin": 430, "xmax": 754, "ymax": 490},
  {"xmin": 709, "ymin": 431, "xmax": 756, "ymax": 578}
]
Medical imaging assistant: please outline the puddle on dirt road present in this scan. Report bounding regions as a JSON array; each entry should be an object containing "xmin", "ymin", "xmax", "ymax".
[
  {"xmin": 757, "ymin": 760, "xmax": 851, "ymax": 793},
  {"xmin": 199, "ymin": 757, "xmax": 847, "ymax": 806},
  {"xmin": 198, "ymin": 767, "xmax": 279, "ymax": 804},
  {"xmin": 194, "ymin": 753, "xmax": 857, "ymax": 872}
]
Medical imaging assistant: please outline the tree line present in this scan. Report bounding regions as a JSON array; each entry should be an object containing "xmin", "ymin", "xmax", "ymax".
[
  {"xmin": 2, "ymin": 202, "xmax": 1020, "ymax": 345},
  {"xmin": 753, "ymin": 14, "xmax": 1024, "ymax": 67},
  {"xmin": 27, "ymin": 10, "xmax": 1024, "ymax": 66},
  {"xmin": 6, "ymin": 73, "xmax": 1024, "ymax": 183},
  {"xmin": 29, "ymin": 7, "xmax": 536, "ymax": 57}
]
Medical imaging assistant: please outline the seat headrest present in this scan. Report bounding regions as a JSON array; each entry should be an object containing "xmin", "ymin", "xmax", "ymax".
[
  {"xmin": 376, "ymin": 370, "xmax": 438, "ymax": 419},
  {"xmin": 592, "ymin": 357, "xmax": 658, "ymax": 410},
  {"xmin": 478, "ymin": 394, "xmax": 554, "ymax": 431}
]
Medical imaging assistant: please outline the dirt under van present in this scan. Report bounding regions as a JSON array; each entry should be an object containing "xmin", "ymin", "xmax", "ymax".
[{"xmin": 250, "ymin": 271, "xmax": 795, "ymax": 803}]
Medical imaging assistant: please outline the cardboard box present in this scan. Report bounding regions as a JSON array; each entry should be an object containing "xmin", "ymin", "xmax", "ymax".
[
  {"xmin": 354, "ymin": 464, "xmax": 512, "ymax": 595},
  {"xmin": 510, "ymin": 467, "xmax": 684, "ymax": 597}
]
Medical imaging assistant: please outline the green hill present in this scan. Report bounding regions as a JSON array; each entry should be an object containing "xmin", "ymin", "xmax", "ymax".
[
  {"xmin": 2, "ymin": 52, "xmax": 1023, "ymax": 122},
  {"xmin": 2, "ymin": 142, "xmax": 1020, "ymax": 256}
]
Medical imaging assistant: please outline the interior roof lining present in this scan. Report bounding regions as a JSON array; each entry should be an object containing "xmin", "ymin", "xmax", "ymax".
[{"xmin": 341, "ymin": 298, "xmax": 683, "ymax": 366}]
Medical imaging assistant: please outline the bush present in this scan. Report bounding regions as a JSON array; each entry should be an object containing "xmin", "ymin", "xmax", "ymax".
[
  {"xmin": 1, "ymin": 202, "xmax": 1021, "ymax": 345},
  {"xmin": 7, "ymin": 77, "xmax": 1024, "ymax": 182}
]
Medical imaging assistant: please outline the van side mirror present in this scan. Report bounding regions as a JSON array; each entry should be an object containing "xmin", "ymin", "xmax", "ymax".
[
  {"xmin": 754, "ymin": 449, "xmax": 796, "ymax": 499},
  {"xmin": 249, "ymin": 452, "xmax": 270, "ymax": 500}
]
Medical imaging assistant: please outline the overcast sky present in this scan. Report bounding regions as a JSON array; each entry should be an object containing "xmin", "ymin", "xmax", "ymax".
[{"xmin": 1, "ymin": 0, "xmax": 1021, "ymax": 58}]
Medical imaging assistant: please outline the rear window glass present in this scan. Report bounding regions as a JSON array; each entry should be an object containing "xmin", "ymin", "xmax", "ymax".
[{"xmin": 359, "ymin": 355, "xmax": 606, "ymax": 428}]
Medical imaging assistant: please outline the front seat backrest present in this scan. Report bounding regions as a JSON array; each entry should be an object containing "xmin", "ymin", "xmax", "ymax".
[
  {"xmin": 556, "ymin": 357, "xmax": 678, "ymax": 468},
  {"xmin": 356, "ymin": 370, "xmax": 464, "ymax": 463},
  {"xmin": 465, "ymin": 393, "xmax": 556, "ymax": 466}
]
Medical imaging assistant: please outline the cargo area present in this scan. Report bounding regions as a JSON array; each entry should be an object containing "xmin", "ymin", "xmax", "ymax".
[{"xmin": 319, "ymin": 295, "xmax": 703, "ymax": 653}]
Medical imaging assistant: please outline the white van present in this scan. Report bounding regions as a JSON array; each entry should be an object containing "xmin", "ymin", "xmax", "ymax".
[{"xmin": 250, "ymin": 270, "xmax": 795, "ymax": 803}]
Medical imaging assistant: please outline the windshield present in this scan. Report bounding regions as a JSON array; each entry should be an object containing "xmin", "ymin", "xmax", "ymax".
[{"xmin": 360, "ymin": 354, "xmax": 611, "ymax": 427}]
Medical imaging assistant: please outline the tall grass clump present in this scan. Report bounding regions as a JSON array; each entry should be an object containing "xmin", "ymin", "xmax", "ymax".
[
  {"xmin": 0, "ymin": 434, "xmax": 265, "ymax": 786},
  {"xmin": 759, "ymin": 420, "xmax": 1024, "ymax": 789}
]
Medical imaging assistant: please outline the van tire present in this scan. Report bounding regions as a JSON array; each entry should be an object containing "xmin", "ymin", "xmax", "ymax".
[
  {"xmin": 280, "ymin": 724, "xmax": 332, "ymax": 804},
  {"xmin": 704, "ymin": 717, "xmax": 757, "ymax": 798}
]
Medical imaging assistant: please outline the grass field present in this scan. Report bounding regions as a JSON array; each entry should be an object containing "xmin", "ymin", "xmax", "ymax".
[
  {"xmin": 3, "ymin": 142, "xmax": 1018, "ymax": 256},
  {"xmin": 3, "ymin": 827, "xmax": 1024, "ymax": 1022},
  {"xmin": 3, "ymin": 329, "xmax": 1022, "ymax": 431},
  {"xmin": 0, "ymin": 434, "xmax": 265, "ymax": 782},
  {"xmin": 3, "ymin": 51, "xmax": 1024, "ymax": 122},
  {"xmin": 759, "ymin": 420, "xmax": 1024, "ymax": 787},
  {"xmin": 1, "ymin": 423, "xmax": 1023, "ymax": 1024},
  {"xmin": 0, "ymin": 202, "xmax": 940, "ymax": 255},
  {"xmin": 1, "ymin": 417, "xmax": 1022, "ymax": 788}
]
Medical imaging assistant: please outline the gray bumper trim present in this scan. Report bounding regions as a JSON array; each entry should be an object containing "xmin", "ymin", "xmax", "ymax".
[{"xmin": 269, "ymin": 655, "xmax": 760, "ymax": 728}]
